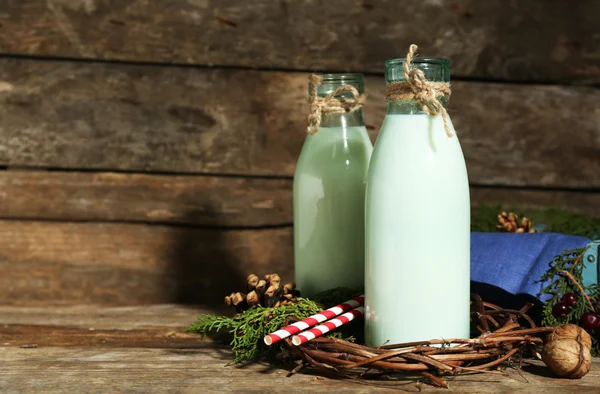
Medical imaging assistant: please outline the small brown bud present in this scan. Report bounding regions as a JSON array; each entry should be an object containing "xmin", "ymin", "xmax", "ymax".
[
  {"xmin": 246, "ymin": 290, "xmax": 259, "ymax": 306},
  {"xmin": 232, "ymin": 292, "xmax": 249, "ymax": 313},
  {"xmin": 246, "ymin": 274, "xmax": 259, "ymax": 291},
  {"xmin": 283, "ymin": 282, "xmax": 296, "ymax": 295},
  {"xmin": 231, "ymin": 292, "xmax": 246, "ymax": 306},
  {"xmin": 498, "ymin": 212, "xmax": 508, "ymax": 223},
  {"xmin": 508, "ymin": 212, "xmax": 518, "ymax": 223},
  {"xmin": 225, "ymin": 292, "xmax": 236, "ymax": 306},
  {"xmin": 264, "ymin": 285, "xmax": 282, "ymax": 308},
  {"xmin": 255, "ymin": 280, "xmax": 267, "ymax": 293},
  {"xmin": 265, "ymin": 285, "xmax": 278, "ymax": 298},
  {"xmin": 266, "ymin": 273, "xmax": 281, "ymax": 288}
]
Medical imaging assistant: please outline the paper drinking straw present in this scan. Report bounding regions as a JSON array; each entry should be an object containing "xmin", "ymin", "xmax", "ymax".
[
  {"xmin": 291, "ymin": 307, "xmax": 365, "ymax": 346},
  {"xmin": 263, "ymin": 295, "xmax": 364, "ymax": 345}
]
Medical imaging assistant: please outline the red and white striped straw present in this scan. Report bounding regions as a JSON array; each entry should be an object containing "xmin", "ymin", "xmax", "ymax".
[
  {"xmin": 291, "ymin": 307, "xmax": 364, "ymax": 346},
  {"xmin": 263, "ymin": 295, "xmax": 364, "ymax": 345}
]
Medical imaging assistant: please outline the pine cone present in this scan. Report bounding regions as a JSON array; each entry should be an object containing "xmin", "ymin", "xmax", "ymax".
[
  {"xmin": 496, "ymin": 211, "xmax": 536, "ymax": 233},
  {"xmin": 224, "ymin": 273, "xmax": 301, "ymax": 313}
]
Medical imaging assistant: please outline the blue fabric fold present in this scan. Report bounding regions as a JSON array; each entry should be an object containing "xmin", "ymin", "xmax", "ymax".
[{"xmin": 471, "ymin": 232, "xmax": 590, "ymax": 302}]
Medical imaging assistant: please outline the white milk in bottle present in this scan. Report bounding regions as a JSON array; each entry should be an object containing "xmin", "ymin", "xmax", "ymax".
[
  {"xmin": 365, "ymin": 50, "xmax": 471, "ymax": 346},
  {"xmin": 294, "ymin": 74, "xmax": 373, "ymax": 297}
]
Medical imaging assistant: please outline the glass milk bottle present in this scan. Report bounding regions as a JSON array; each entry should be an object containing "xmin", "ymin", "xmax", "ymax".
[
  {"xmin": 365, "ymin": 54, "xmax": 470, "ymax": 346},
  {"xmin": 294, "ymin": 74, "xmax": 373, "ymax": 297}
]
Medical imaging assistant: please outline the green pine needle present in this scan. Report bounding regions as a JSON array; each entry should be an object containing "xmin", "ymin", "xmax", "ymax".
[{"xmin": 188, "ymin": 288, "xmax": 361, "ymax": 364}]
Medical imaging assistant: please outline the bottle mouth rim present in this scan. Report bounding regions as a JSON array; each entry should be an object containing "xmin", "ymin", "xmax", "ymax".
[
  {"xmin": 310, "ymin": 73, "xmax": 364, "ymax": 83},
  {"xmin": 385, "ymin": 57, "xmax": 449, "ymax": 68}
]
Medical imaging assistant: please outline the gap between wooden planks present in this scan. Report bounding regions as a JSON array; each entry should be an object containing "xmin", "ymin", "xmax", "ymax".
[
  {"xmin": 0, "ymin": 170, "xmax": 598, "ymax": 228},
  {"xmin": 0, "ymin": 61, "xmax": 598, "ymax": 187}
]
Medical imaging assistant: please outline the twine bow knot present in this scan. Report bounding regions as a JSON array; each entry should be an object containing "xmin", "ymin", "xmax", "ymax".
[
  {"xmin": 387, "ymin": 44, "xmax": 454, "ymax": 138},
  {"xmin": 306, "ymin": 74, "xmax": 366, "ymax": 135}
]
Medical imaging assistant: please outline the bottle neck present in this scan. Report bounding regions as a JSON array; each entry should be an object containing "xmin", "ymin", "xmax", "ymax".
[
  {"xmin": 386, "ymin": 97, "xmax": 449, "ymax": 115},
  {"xmin": 320, "ymin": 109, "xmax": 365, "ymax": 128}
]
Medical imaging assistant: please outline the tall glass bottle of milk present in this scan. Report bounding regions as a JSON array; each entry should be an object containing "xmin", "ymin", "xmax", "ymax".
[
  {"xmin": 365, "ymin": 57, "xmax": 470, "ymax": 346},
  {"xmin": 294, "ymin": 74, "xmax": 373, "ymax": 297}
]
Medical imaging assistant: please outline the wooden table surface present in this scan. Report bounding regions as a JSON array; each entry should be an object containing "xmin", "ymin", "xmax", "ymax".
[{"xmin": 2, "ymin": 304, "xmax": 599, "ymax": 393}]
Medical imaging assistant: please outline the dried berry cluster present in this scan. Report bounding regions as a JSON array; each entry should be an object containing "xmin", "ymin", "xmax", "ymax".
[
  {"xmin": 551, "ymin": 292, "xmax": 600, "ymax": 332},
  {"xmin": 496, "ymin": 211, "xmax": 536, "ymax": 233},
  {"xmin": 224, "ymin": 273, "xmax": 301, "ymax": 312}
]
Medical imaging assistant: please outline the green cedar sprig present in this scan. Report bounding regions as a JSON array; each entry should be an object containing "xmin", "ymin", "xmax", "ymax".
[
  {"xmin": 539, "ymin": 247, "xmax": 600, "ymax": 356},
  {"xmin": 188, "ymin": 288, "xmax": 361, "ymax": 364}
]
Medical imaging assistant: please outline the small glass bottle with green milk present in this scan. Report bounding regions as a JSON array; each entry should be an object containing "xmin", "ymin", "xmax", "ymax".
[
  {"xmin": 294, "ymin": 73, "xmax": 373, "ymax": 297},
  {"xmin": 365, "ymin": 46, "xmax": 471, "ymax": 346}
]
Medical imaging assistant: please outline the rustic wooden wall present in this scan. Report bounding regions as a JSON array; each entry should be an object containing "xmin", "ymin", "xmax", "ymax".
[{"xmin": 0, "ymin": 0, "xmax": 598, "ymax": 306}]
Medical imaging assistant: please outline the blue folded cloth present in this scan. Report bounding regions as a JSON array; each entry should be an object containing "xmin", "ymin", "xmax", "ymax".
[{"xmin": 471, "ymin": 232, "xmax": 590, "ymax": 303}]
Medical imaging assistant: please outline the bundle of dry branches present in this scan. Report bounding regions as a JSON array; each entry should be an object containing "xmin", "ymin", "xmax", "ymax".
[{"xmin": 283, "ymin": 294, "xmax": 554, "ymax": 388}]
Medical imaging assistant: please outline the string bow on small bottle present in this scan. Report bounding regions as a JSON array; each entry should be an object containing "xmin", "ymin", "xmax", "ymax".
[{"xmin": 306, "ymin": 74, "xmax": 366, "ymax": 135}]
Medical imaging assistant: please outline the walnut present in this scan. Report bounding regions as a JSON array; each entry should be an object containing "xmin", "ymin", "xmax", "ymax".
[{"xmin": 542, "ymin": 324, "xmax": 592, "ymax": 379}]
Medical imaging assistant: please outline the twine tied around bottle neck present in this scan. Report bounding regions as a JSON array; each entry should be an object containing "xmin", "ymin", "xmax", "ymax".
[
  {"xmin": 306, "ymin": 74, "xmax": 366, "ymax": 135},
  {"xmin": 386, "ymin": 44, "xmax": 454, "ymax": 138}
]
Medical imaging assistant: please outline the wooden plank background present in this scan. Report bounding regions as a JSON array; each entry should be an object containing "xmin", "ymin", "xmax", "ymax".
[
  {"xmin": 0, "ymin": 0, "xmax": 598, "ymax": 306},
  {"xmin": 1, "ymin": 0, "xmax": 599, "ymax": 83},
  {"xmin": 1, "ymin": 61, "xmax": 599, "ymax": 186}
]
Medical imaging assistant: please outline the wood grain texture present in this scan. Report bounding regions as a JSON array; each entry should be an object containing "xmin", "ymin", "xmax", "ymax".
[
  {"xmin": 0, "ymin": 0, "xmax": 599, "ymax": 82},
  {"xmin": 470, "ymin": 188, "xmax": 600, "ymax": 218},
  {"xmin": 1, "ymin": 60, "xmax": 599, "ymax": 187},
  {"xmin": 1, "ymin": 171, "xmax": 599, "ymax": 231},
  {"xmin": 1, "ymin": 305, "xmax": 600, "ymax": 392},
  {"xmin": 0, "ymin": 346, "xmax": 599, "ymax": 393},
  {"xmin": 0, "ymin": 304, "xmax": 215, "ymax": 329},
  {"xmin": 0, "ymin": 220, "xmax": 293, "ymax": 305},
  {"xmin": 0, "ymin": 325, "xmax": 203, "ymax": 349},
  {"xmin": 0, "ymin": 305, "xmax": 222, "ymax": 348},
  {"xmin": 0, "ymin": 171, "xmax": 292, "ymax": 227}
]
